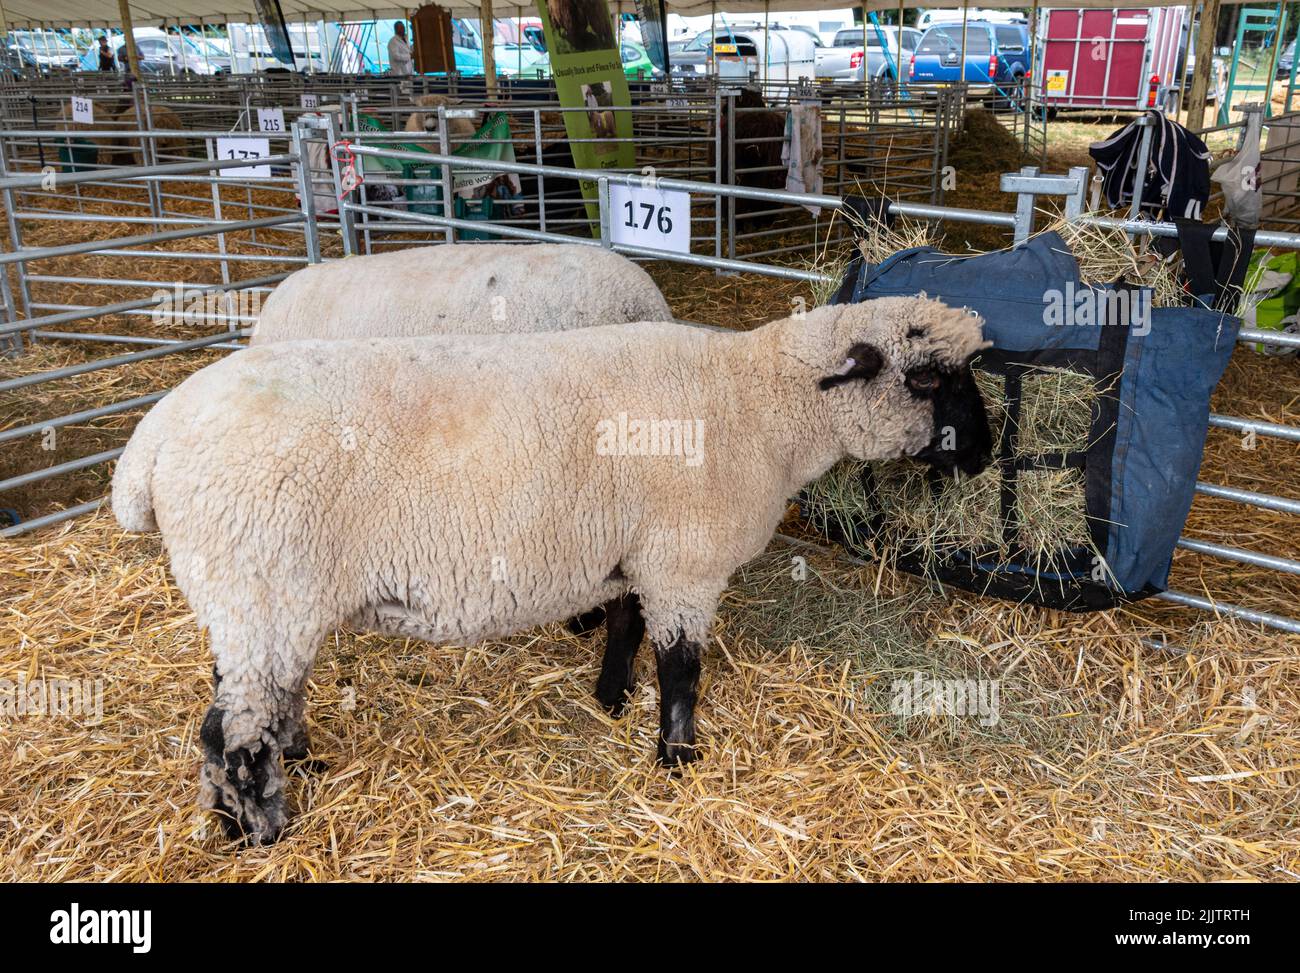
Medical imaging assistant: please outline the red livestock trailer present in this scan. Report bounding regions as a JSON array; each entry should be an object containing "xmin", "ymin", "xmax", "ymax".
[{"xmin": 1036, "ymin": 7, "xmax": 1188, "ymax": 111}]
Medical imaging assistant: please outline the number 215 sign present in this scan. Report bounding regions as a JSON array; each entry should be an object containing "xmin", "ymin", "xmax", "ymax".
[{"xmin": 609, "ymin": 183, "xmax": 690, "ymax": 255}]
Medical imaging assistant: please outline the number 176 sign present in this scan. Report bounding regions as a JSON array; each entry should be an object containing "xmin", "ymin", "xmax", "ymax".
[{"xmin": 609, "ymin": 183, "xmax": 690, "ymax": 255}]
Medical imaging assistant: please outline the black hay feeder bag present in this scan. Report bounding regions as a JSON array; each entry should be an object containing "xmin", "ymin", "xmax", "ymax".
[{"xmin": 805, "ymin": 231, "xmax": 1241, "ymax": 612}]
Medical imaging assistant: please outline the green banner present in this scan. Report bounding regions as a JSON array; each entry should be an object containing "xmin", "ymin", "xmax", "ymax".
[{"xmin": 535, "ymin": 0, "xmax": 635, "ymax": 230}]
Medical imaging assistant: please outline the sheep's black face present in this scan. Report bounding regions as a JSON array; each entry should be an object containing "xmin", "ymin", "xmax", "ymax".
[{"xmin": 907, "ymin": 358, "xmax": 993, "ymax": 477}]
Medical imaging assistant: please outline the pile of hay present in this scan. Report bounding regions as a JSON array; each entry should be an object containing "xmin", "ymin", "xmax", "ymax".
[{"xmin": 947, "ymin": 108, "xmax": 1030, "ymax": 176}]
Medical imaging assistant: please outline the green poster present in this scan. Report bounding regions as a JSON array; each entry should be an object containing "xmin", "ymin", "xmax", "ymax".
[{"xmin": 535, "ymin": 0, "xmax": 635, "ymax": 229}]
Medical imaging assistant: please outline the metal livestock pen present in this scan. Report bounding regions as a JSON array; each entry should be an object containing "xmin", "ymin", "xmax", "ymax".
[{"xmin": 0, "ymin": 79, "xmax": 1296, "ymax": 640}]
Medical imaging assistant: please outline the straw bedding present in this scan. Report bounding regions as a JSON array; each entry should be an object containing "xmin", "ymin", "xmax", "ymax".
[
  {"xmin": 2, "ymin": 176, "xmax": 1298, "ymax": 883},
  {"xmin": 2, "ymin": 517, "xmax": 1297, "ymax": 881}
]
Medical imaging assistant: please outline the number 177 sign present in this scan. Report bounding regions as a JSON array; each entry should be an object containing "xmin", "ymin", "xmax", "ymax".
[{"xmin": 609, "ymin": 183, "xmax": 691, "ymax": 255}]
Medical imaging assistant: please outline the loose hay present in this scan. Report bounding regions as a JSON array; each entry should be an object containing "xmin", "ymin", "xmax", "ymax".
[
  {"xmin": 805, "ymin": 361, "xmax": 1104, "ymax": 580},
  {"xmin": 2, "ymin": 517, "xmax": 1296, "ymax": 881},
  {"xmin": 1017, "ymin": 366, "xmax": 1097, "ymax": 455}
]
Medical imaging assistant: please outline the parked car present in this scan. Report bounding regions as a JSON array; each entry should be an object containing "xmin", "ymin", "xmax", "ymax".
[
  {"xmin": 670, "ymin": 26, "xmax": 816, "ymax": 85},
  {"xmin": 909, "ymin": 21, "xmax": 1029, "ymax": 96},
  {"xmin": 492, "ymin": 18, "xmax": 550, "ymax": 78},
  {"xmin": 110, "ymin": 29, "xmax": 234, "ymax": 74},
  {"xmin": 621, "ymin": 40, "xmax": 661, "ymax": 80},
  {"xmin": 6, "ymin": 30, "xmax": 80, "ymax": 71},
  {"xmin": 816, "ymin": 25, "xmax": 921, "ymax": 83},
  {"xmin": 1277, "ymin": 39, "xmax": 1295, "ymax": 77}
]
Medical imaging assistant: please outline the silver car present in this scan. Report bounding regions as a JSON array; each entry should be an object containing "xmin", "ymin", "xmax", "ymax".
[{"xmin": 816, "ymin": 25, "xmax": 920, "ymax": 84}]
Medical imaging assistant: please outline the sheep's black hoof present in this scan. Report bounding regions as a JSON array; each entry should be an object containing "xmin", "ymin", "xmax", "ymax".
[
  {"xmin": 565, "ymin": 607, "xmax": 607, "ymax": 638},
  {"xmin": 595, "ymin": 688, "xmax": 629, "ymax": 718},
  {"xmin": 594, "ymin": 672, "xmax": 634, "ymax": 717},
  {"xmin": 656, "ymin": 738, "xmax": 699, "ymax": 769}
]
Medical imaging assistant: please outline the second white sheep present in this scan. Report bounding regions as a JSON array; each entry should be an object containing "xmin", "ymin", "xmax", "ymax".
[{"xmin": 251, "ymin": 242, "xmax": 673, "ymax": 343}]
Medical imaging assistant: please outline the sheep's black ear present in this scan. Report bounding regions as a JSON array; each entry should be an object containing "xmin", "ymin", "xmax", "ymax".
[{"xmin": 818, "ymin": 343, "xmax": 884, "ymax": 391}]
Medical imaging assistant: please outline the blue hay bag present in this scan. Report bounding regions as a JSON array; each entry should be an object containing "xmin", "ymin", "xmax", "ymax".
[{"xmin": 824, "ymin": 231, "xmax": 1240, "ymax": 610}]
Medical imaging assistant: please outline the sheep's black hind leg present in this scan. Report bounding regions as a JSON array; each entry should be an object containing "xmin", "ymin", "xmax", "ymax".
[
  {"xmin": 594, "ymin": 592, "xmax": 644, "ymax": 717},
  {"xmin": 199, "ymin": 624, "xmax": 320, "ymax": 846},
  {"xmin": 199, "ymin": 701, "xmax": 289, "ymax": 846},
  {"xmin": 653, "ymin": 630, "xmax": 701, "ymax": 767},
  {"xmin": 565, "ymin": 605, "xmax": 607, "ymax": 637}
]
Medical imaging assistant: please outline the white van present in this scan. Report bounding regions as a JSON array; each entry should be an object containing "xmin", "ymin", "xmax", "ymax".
[{"xmin": 712, "ymin": 27, "xmax": 818, "ymax": 85}]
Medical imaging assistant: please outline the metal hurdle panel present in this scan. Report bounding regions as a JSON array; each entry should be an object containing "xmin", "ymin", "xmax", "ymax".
[
  {"xmin": 1, "ymin": 87, "xmax": 1295, "ymax": 638},
  {"xmin": 0, "ymin": 111, "xmax": 325, "ymax": 536}
]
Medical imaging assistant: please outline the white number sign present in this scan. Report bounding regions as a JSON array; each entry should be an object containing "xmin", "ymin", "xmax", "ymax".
[
  {"xmin": 216, "ymin": 137, "xmax": 271, "ymax": 178},
  {"xmin": 257, "ymin": 107, "xmax": 286, "ymax": 134},
  {"xmin": 300, "ymin": 92, "xmax": 319, "ymax": 109},
  {"xmin": 71, "ymin": 96, "xmax": 93, "ymax": 124},
  {"xmin": 609, "ymin": 183, "xmax": 690, "ymax": 255}
]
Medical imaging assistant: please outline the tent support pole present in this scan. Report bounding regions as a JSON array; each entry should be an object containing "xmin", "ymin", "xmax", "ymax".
[
  {"xmin": 117, "ymin": 0, "xmax": 140, "ymax": 78},
  {"xmin": 1186, "ymin": 0, "xmax": 1222, "ymax": 130},
  {"xmin": 482, "ymin": 0, "xmax": 497, "ymax": 94}
]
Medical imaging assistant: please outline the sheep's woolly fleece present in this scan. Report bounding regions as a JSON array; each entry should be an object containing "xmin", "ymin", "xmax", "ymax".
[{"xmin": 250, "ymin": 243, "xmax": 674, "ymax": 343}]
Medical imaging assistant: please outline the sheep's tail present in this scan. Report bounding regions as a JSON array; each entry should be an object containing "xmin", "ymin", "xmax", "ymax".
[{"xmin": 110, "ymin": 399, "xmax": 170, "ymax": 532}]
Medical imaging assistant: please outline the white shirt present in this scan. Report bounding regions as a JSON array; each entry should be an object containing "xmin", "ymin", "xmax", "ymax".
[{"xmin": 387, "ymin": 34, "xmax": 413, "ymax": 75}]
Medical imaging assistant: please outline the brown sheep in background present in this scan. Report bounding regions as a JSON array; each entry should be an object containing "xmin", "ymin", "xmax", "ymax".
[
  {"xmin": 716, "ymin": 87, "xmax": 789, "ymax": 228},
  {"xmin": 98, "ymin": 103, "xmax": 188, "ymax": 167},
  {"xmin": 404, "ymin": 93, "xmax": 480, "ymax": 141}
]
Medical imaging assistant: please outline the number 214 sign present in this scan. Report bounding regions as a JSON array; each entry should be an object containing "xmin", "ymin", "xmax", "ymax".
[{"xmin": 609, "ymin": 184, "xmax": 690, "ymax": 255}]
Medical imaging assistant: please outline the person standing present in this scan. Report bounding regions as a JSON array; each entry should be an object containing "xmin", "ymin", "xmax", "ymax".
[
  {"xmin": 387, "ymin": 21, "xmax": 414, "ymax": 76},
  {"xmin": 96, "ymin": 35, "xmax": 117, "ymax": 71}
]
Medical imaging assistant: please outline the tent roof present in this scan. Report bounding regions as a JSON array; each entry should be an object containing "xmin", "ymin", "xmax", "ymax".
[{"xmin": 0, "ymin": 0, "xmax": 1227, "ymax": 30}]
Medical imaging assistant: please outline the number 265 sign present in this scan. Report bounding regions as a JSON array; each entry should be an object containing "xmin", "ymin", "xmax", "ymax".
[{"xmin": 609, "ymin": 183, "xmax": 690, "ymax": 255}]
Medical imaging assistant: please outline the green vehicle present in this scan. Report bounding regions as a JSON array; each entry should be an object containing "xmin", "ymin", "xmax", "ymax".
[{"xmin": 620, "ymin": 39, "xmax": 661, "ymax": 81}]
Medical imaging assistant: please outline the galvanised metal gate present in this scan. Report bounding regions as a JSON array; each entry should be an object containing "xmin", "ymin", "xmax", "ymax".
[{"xmin": 1, "ymin": 106, "xmax": 1297, "ymax": 638}]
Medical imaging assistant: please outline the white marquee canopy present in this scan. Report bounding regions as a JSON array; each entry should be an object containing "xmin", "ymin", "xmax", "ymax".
[{"xmin": 0, "ymin": 0, "xmax": 1228, "ymax": 31}]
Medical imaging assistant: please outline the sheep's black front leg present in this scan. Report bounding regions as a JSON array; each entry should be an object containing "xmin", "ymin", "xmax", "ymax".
[
  {"xmin": 653, "ymin": 630, "xmax": 701, "ymax": 767},
  {"xmin": 594, "ymin": 592, "xmax": 644, "ymax": 716}
]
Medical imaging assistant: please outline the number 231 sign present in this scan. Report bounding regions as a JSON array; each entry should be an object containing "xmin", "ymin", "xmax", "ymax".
[{"xmin": 609, "ymin": 183, "xmax": 690, "ymax": 255}]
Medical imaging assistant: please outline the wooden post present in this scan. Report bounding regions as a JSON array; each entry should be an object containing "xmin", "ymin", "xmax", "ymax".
[
  {"xmin": 117, "ymin": 0, "xmax": 141, "ymax": 77},
  {"xmin": 482, "ymin": 0, "xmax": 497, "ymax": 94},
  {"xmin": 1186, "ymin": 0, "xmax": 1222, "ymax": 130}
]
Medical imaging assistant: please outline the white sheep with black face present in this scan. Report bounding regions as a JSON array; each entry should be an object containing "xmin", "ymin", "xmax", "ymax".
[
  {"xmin": 111, "ymin": 295, "xmax": 991, "ymax": 844},
  {"xmin": 250, "ymin": 243, "xmax": 674, "ymax": 343}
]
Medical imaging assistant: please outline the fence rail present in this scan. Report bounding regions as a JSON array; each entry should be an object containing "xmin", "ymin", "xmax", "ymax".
[{"xmin": 0, "ymin": 85, "xmax": 1296, "ymax": 639}]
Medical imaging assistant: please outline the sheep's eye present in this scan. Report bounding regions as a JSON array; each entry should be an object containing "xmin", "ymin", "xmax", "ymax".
[{"xmin": 907, "ymin": 369, "xmax": 941, "ymax": 394}]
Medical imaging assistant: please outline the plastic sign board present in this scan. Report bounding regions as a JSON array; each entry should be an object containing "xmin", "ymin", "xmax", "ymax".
[
  {"xmin": 216, "ymin": 137, "xmax": 272, "ymax": 178},
  {"xmin": 535, "ymin": 0, "xmax": 635, "ymax": 233},
  {"xmin": 71, "ymin": 96, "xmax": 93, "ymax": 124},
  {"xmin": 301, "ymin": 92, "xmax": 320, "ymax": 109},
  {"xmin": 1046, "ymin": 70, "xmax": 1069, "ymax": 94},
  {"xmin": 257, "ymin": 108, "xmax": 286, "ymax": 134},
  {"xmin": 610, "ymin": 183, "xmax": 690, "ymax": 254}
]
